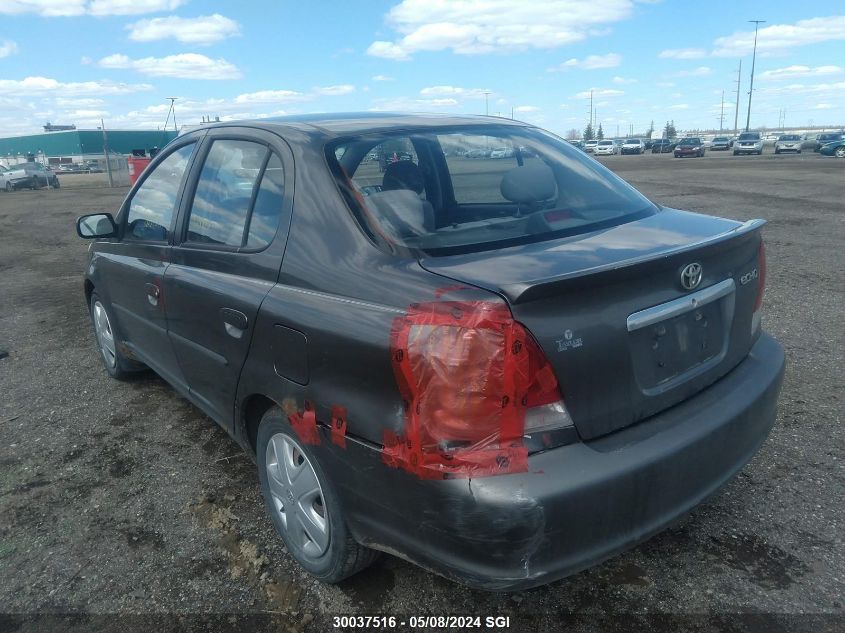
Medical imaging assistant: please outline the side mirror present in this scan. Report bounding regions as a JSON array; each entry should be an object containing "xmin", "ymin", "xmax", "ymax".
[{"xmin": 76, "ymin": 213, "xmax": 117, "ymax": 239}]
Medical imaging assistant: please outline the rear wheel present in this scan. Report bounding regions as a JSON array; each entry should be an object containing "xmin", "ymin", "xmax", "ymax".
[
  {"xmin": 51, "ymin": 178, "xmax": 60, "ymax": 189},
  {"xmin": 257, "ymin": 409, "xmax": 379, "ymax": 583},
  {"xmin": 835, "ymin": 147, "xmax": 845, "ymax": 158}
]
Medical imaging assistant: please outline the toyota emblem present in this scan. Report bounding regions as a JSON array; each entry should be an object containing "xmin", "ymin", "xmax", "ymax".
[{"xmin": 680, "ymin": 263, "xmax": 703, "ymax": 291}]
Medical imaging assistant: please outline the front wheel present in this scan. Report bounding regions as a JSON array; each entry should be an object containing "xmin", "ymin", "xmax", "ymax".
[
  {"xmin": 51, "ymin": 178, "xmax": 60, "ymax": 189},
  {"xmin": 835, "ymin": 147, "xmax": 845, "ymax": 158},
  {"xmin": 89, "ymin": 292, "xmax": 146, "ymax": 380},
  {"xmin": 257, "ymin": 409, "xmax": 379, "ymax": 583}
]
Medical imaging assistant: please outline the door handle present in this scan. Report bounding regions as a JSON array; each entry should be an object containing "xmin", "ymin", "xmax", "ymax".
[
  {"xmin": 220, "ymin": 308, "xmax": 248, "ymax": 339},
  {"xmin": 145, "ymin": 283, "xmax": 160, "ymax": 306}
]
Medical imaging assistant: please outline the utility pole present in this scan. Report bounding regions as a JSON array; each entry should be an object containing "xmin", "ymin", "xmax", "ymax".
[
  {"xmin": 733, "ymin": 60, "xmax": 742, "ymax": 134},
  {"xmin": 484, "ymin": 90, "xmax": 490, "ymax": 116},
  {"xmin": 719, "ymin": 90, "xmax": 726, "ymax": 132},
  {"xmin": 745, "ymin": 20, "xmax": 765, "ymax": 132},
  {"xmin": 100, "ymin": 118, "xmax": 114, "ymax": 188}
]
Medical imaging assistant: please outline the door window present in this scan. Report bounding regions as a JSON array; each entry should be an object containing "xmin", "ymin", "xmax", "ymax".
[
  {"xmin": 125, "ymin": 143, "xmax": 195, "ymax": 242},
  {"xmin": 186, "ymin": 140, "xmax": 267, "ymax": 247},
  {"xmin": 184, "ymin": 140, "xmax": 285, "ymax": 250}
]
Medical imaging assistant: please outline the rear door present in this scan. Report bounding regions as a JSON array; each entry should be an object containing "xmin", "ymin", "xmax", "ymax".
[
  {"xmin": 163, "ymin": 129, "xmax": 292, "ymax": 428},
  {"xmin": 94, "ymin": 139, "xmax": 199, "ymax": 389}
]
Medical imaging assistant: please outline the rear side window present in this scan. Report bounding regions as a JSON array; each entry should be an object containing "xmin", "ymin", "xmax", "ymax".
[
  {"xmin": 126, "ymin": 143, "xmax": 195, "ymax": 242},
  {"xmin": 185, "ymin": 140, "xmax": 285, "ymax": 250}
]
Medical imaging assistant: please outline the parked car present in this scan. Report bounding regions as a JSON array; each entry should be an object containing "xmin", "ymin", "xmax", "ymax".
[
  {"xmin": 651, "ymin": 139, "xmax": 675, "ymax": 153},
  {"xmin": 583, "ymin": 140, "xmax": 599, "ymax": 154},
  {"xmin": 819, "ymin": 137, "xmax": 845, "ymax": 158},
  {"xmin": 1, "ymin": 162, "xmax": 60, "ymax": 190},
  {"xmin": 710, "ymin": 137, "xmax": 731, "ymax": 151},
  {"xmin": 800, "ymin": 133, "xmax": 819, "ymax": 151},
  {"xmin": 643, "ymin": 139, "xmax": 654, "ymax": 150},
  {"xmin": 75, "ymin": 114, "xmax": 784, "ymax": 591},
  {"xmin": 773, "ymin": 134, "xmax": 802, "ymax": 154},
  {"xmin": 674, "ymin": 137, "xmax": 705, "ymax": 158},
  {"xmin": 733, "ymin": 132, "xmax": 763, "ymax": 155},
  {"xmin": 594, "ymin": 139, "xmax": 617, "ymax": 155},
  {"xmin": 621, "ymin": 139, "xmax": 645, "ymax": 155},
  {"xmin": 0, "ymin": 165, "xmax": 29, "ymax": 191},
  {"xmin": 489, "ymin": 147, "xmax": 515, "ymax": 159},
  {"xmin": 567, "ymin": 140, "xmax": 584, "ymax": 150},
  {"xmin": 814, "ymin": 132, "xmax": 845, "ymax": 152}
]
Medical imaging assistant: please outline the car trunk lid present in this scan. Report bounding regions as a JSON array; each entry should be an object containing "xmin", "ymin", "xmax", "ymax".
[{"xmin": 420, "ymin": 209, "xmax": 766, "ymax": 439}]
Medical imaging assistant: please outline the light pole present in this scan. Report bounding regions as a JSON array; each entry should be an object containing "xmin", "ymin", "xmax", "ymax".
[
  {"xmin": 745, "ymin": 20, "xmax": 765, "ymax": 132},
  {"xmin": 484, "ymin": 90, "xmax": 490, "ymax": 116}
]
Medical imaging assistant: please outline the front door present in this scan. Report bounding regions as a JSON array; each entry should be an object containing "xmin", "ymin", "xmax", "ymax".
[{"xmin": 96, "ymin": 141, "xmax": 198, "ymax": 389}]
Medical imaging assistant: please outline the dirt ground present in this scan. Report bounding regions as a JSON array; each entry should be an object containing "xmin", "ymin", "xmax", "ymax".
[{"xmin": 0, "ymin": 151, "xmax": 842, "ymax": 632}]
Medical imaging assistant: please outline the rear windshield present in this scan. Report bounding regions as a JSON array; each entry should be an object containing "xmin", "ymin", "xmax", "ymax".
[
  {"xmin": 327, "ymin": 125, "xmax": 655, "ymax": 256},
  {"xmin": 738, "ymin": 133, "xmax": 761, "ymax": 140},
  {"xmin": 779, "ymin": 135, "xmax": 800, "ymax": 141},
  {"xmin": 713, "ymin": 137, "xmax": 729, "ymax": 142}
]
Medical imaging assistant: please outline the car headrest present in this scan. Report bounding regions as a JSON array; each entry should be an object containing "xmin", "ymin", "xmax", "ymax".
[
  {"xmin": 500, "ymin": 163, "xmax": 556, "ymax": 204},
  {"xmin": 383, "ymin": 160, "xmax": 424, "ymax": 194},
  {"xmin": 364, "ymin": 189, "xmax": 435, "ymax": 237}
]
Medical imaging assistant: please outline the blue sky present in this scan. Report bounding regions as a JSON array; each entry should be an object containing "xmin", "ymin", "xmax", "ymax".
[{"xmin": 1, "ymin": 0, "xmax": 844, "ymax": 137}]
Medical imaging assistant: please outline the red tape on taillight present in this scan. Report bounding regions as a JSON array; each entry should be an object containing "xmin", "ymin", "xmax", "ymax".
[{"xmin": 385, "ymin": 300, "xmax": 564, "ymax": 479}]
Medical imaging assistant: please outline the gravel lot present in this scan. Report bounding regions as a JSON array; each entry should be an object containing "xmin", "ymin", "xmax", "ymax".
[{"xmin": 1, "ymin": 152, "xmax": 842, "ymax": 632}]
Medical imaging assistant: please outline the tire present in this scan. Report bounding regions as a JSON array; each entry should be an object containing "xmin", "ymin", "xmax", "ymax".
[
  {"xmin": 733, "ymin": 151, "xmax": 739, "ymax": 156},
  {"xmin": 5, "ymin": 181, "xmax": 12, "ymax": 192},
  {"xmin": 257, "ymin": 408, "xmax": 379, "ymax": 583},
  {"xmin": 835, "ymin": 147, "xmax": 845, "ymax": 158},
  {"xmin": 51, "ymin": 178, "xmax": 60, "ymax": 189},
  {"xmin": 774, "ymin": 149, "xmax": 780, "ymax": 154},
  {"xmin": 89, "ymin": 292, "xmax": 146, "ymax": 380},
  {"xmin": 758, "ymin": 150, "xmax": 763, "ymax": 155}
]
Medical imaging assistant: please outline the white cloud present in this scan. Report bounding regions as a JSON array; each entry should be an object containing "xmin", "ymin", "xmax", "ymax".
[
  {"xmin": 712, "ymin": 16, "xmax": 845, "ymax": 57},
  {"xmin": 814, "ymin": 103, "xmax": 834, "ymax": 109},
  {"xmin": 369, "ymin": 95, "xmax": 469, "ymax": 111},
  {"xmin": 0, "ymin": 40, "xmax": 18, "ymax": 58},
  {"xmin": 0, "ymin": 76, "xmax": 153, "ymax": 97},
  {"xmin": 574, "ymin": 88, "xmax": 624, "ymax": 98},
  {"xmin": 234, "ymin": 90, "xmax": 308, "ymax": 105},
  {"xmin": 371, "ymin": 75, "xmax": 395, "ymax": 82},
  {"xmin": 549, "ymin": 53, "xmax": 622, "ymax": 71},
  {"xmin": 674, "ymin": 66, "xmax": 712, "ymax": 77},
  {"xmin": 658, "ymin": 48, "xmax": 707, "ymax": 59},
  {"xmin": 313, "ymin": 84, "xmax": 356, "ymax": 96},
  {"xmin": 759, "ymin": 65, "xmax": 844, "ymax": 81},
  {"xmin": 612, "ymin": 75, "xmax": 636, "ymax": 84},
  {"xmin": 126, "ymin": 14, "xmax": 240, "ymax": 45},
  {"xmin": 98, "ymin": 53, "xmax": 241, "ymax": 80},
  {"xmin": 419, "ymin": 85, "xmax": 489, "ymax": 98},
  {"xmin": 0, "ymin": 0, "xmax": 186, "ymax": 16},
  {"xmin": 367, "ymin": 0, "xmax": 635, "ymax": 59},
  {"xmin": 514, "ymin": 105, "xmax": 539, "ymax": 112}
]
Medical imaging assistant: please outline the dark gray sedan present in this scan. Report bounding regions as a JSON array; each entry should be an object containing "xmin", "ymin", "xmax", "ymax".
[{"xmin": 75, "ymin": 113, "xmax": 784, "ymax": 590}]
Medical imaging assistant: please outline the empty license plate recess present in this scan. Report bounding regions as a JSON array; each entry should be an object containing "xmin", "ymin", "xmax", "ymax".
[{"xmin": 627, "ymin": 279, "xmax": 736, "ymax": 395}]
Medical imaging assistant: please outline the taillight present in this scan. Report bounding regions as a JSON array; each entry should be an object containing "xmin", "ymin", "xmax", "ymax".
[{"xmin": 385, "ymin": 300, "xmax": 572, "ymax": 479}]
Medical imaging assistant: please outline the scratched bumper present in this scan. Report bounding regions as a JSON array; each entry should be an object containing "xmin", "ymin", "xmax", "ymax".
[{"xmin": 329, "ymin": 333, "xmax": 784, "ymax": 591}]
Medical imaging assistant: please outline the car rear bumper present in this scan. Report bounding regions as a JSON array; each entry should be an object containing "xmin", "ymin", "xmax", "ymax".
[{"xmin": 335, "ymin": 333, "xmax": 785, "ymax": 591}]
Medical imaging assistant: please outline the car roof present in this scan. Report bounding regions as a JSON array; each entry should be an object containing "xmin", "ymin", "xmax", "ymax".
[{"xmin": 196, "ymin": 112, "xmax": 530, "ymax": 139}]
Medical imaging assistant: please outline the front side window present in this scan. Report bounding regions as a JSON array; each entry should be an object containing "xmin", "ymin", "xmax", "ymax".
[
  {"xmin": 125, "ymin": 143, "xmax": 195, "ymax": 241},
  {"xmin": 329, "ymin": 125, "xmax": 655, "ymax": 256}
]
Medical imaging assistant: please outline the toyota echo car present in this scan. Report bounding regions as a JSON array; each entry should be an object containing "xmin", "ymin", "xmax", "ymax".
[{"xmin": 76, "ymin": 113, "xmax": 784, "ymax": 590}]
